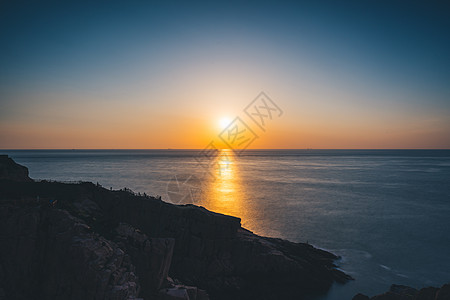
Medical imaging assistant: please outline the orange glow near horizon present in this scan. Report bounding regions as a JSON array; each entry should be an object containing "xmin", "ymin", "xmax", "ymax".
[
  {"xmin": 1, "ymin": 115, "xmax": 449, "ymax": 149},
  {"xmin": 1, "ymin": 88, "xmax": 449, "ymax": 149}
]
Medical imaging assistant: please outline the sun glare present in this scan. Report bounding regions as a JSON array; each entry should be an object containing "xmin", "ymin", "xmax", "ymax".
[{"xmin": 219, "ymin": 117, "xmax": 232, "ymax": 130}]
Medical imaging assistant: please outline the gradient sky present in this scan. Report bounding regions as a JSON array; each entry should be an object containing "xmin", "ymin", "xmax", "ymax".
[{"xmin": 1, "ymin": 1, "xmax": 449, "ymax": 149}]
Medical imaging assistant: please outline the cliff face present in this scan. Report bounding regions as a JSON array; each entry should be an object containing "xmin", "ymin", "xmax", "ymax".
[
  {"xmin": 0, "ymin": 157, "xmax": 351, "ymax": 299},
  {"xmin": 93, "ymin": 189, "xmax": 350, "ymax": 298},
  {"xmin": 0, "ymin": 206, "xmax": 139, "ymax": 299},
  {"xmin": 0, "ymin": 155, "xmax": 32, "ymax": 182}
]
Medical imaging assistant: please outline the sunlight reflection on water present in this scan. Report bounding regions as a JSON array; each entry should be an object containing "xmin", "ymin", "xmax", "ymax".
[{"xmin": 200, "ymin": 150, "xmax": 247, "ymax": 225}]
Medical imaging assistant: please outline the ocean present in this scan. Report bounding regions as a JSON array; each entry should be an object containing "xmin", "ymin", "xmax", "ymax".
[{"xmin": 2, "ymin": 149, "xmax": 450, "ymax": 299}]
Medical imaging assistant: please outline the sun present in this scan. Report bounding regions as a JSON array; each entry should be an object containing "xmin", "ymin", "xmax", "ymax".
[{"xmin": 219, "ymin": 117, "xmax": 232, "ymax": 130}]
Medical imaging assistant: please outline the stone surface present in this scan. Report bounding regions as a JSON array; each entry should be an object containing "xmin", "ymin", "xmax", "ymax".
[
  {"xmin": 158, "ymin": 287, "xmax": 190, "ymax": 300},
  {"xmin": 114, "ymin": 223, "xmax": 175, "ymax": 298},
  {"xmin": 416, "ymin": 287, "xmax": 438, "ymax": 300},
  {"xmin": 0, "ymin": 206, "xmax": 139, "ymax": 299},
  {"xmin": 436, "ymin": 284, "xmax": 450, "ymax": 300},
  {"xmin": 354, "ymin": 283, "xmax": 450, "ymax": 300}
]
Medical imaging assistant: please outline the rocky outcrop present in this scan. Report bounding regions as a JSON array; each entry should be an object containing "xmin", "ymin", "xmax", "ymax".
[
  {"xmin": 0, "ymin": 205, "xmax": 139, "ymax": 299},
  {"xmin": 0, "ymin": 157, "xmax": 350, "ymax": 299},
  {"xmin": 113, "ymin": 223, "xmax": 175, "ymax": 298},
  {"xmin": 352, "ymin": 283, "xmax": 450, "ymax": 300},
  {"xmin": 91, "ymin": 185, "xmax": 351, "ymax": 299},
  {"xmin": 0, "ymin": 155, "xmax": 32, "ymax": 182}
]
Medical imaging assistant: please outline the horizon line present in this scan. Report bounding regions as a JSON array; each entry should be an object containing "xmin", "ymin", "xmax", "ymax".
[{"xmin": 1, "ymin": 148, "xmax": 450, "ymax": 151}]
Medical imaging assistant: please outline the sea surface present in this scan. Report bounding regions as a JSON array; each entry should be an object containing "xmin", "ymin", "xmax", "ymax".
[{"xmin": 2, "ymin": 149, "xmax": 450, "ymax": 299}]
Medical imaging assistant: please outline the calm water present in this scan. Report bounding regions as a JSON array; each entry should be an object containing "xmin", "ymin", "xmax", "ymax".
[{"xmin": 2, "ymin": 149, "xmax": 450, "ymax": 299}]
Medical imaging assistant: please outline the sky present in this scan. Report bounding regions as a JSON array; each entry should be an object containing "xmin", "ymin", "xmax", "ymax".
[{"xmin": 1, "ymin": 1, "xmax": 449, "ymax": 149}]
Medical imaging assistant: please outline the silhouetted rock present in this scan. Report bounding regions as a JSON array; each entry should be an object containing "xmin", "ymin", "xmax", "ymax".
[
  {"xmin": 353, "ymin": 293, "xmax": 370, "ymax": 300},
  {"xmin": 353, "ymin": 283, "xmax": 450, "ymax": 300},
  {"xmin": 0, "ymin": 206, "xmax": 139, "ymax": 299},
  {"xmin": 0, "ymin": 157, "xmax": 350, "ymax": 299},
  {"xmin": 0, "ymin": 155, "xmax": 32, "ymax": 182},
  {"xmin": 114, "ymin": 223, "xmax": 175, "ymax": 298},
  {"xmin": 436, "ymin": 284, "xmax": 450, "ymax": 300},
  {"xmin": 91, "ymin": 184, "xmax": 351, "ymax": 299},
  {"xmin": 416, "ymin": 287, "xmax": 439, "ymax": 300}
]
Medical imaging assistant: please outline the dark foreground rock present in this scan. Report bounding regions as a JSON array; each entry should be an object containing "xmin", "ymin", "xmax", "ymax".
[
  {"xmin": 352, "ymin": 283, "xmax": 450, "ymax": 300},
  {"xmin": 0, "ymin": 156, "xmax": 351, "ymax": 299},
  {"xmin": 0, "ymin": 154, "xmax": 32, "ymax": 182},
  {"xmin": 0, "ymin": 207, "xmax": 139, "ymax": 299}
]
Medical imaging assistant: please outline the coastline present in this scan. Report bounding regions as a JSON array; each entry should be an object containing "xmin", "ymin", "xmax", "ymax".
[{"xmin": 0, "ymin": 155, "xmax": 351, "ymax": 299}]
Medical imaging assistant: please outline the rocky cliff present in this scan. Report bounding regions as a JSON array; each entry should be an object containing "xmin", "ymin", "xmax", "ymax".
[
  {"xmin": 0, "ymin": 155, "xmax": 31, "ymax": 182},
  {"xmin": 0, "ymin": 156, "xmax": 351, "ymax": 299},
  {"xmin": 353, "ymin": 283, "xmax": 450, "ymax": 300}
]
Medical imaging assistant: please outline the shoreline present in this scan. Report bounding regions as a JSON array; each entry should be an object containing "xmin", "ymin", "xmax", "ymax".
[
  {"xmin": 0, "ymin": 155, "xmax": 351, "ymax": 299},
  {"xmin": 2, "ymin": 155, "xmax": 448, "ymax": 300}
]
